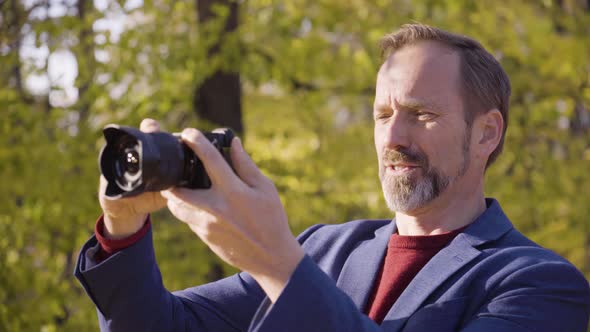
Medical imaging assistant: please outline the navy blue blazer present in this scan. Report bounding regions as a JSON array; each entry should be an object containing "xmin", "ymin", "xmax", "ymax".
[{"xmin": 75, "ymin": 199, "xmax": 590, "ymax": 331}]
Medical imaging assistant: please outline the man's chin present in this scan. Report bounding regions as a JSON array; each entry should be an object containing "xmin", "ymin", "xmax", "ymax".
[
  {"xmin": 381, "ymin": 182, "xmax": 436, "ymax": 213},
  {"xmin": 386, "ymin": 198, "xmax": 421, "ymax": 213}
]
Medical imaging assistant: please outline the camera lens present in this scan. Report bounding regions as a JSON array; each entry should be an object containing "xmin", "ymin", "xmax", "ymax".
[
  {"xmin": 120, "ymin": 149, "xmax": 140, "ymax": 174},
  {"xmin": 112, "ymin": 136, "xmax": 142, "ymax": 192}
]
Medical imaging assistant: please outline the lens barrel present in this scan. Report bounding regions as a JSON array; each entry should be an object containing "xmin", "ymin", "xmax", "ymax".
[{"xmin": 99, "ymin": 124, "xmax": 234, "ymax": 199}]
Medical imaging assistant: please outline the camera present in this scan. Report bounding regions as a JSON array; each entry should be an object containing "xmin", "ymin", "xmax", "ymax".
[{"xmin": 99, "ymin": 124, "xmax": 234, "ymax": 199}]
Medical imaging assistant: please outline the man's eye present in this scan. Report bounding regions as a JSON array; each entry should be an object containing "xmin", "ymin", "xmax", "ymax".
[
  {"xmin": 374, "ymin": 113, "xmax": 391, "ymax": 120},
  {"xmin": 416, "ymin": 112, "xmax": 435, "ymax": 120}
]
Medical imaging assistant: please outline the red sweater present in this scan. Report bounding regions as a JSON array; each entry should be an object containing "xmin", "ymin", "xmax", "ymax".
[
  {"xmin": 365, "ymin": 227, "xmax": 464, "ymax": 324},
  {"xmin": 94, "ymin": 216, "xmax": 464, "ymax": 324}
]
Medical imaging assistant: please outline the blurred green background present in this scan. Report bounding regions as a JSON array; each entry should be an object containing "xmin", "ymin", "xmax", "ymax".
[{"xmin": 1, "ymin": 0, "xmax": 589, "ymax": 330}]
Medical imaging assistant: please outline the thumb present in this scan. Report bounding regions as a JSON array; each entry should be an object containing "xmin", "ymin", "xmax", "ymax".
[
  {"xmin": 139, "ymin": 118, "xmax": 161, "ymax": 133},
  {"xmin": 230, "ymin": 137, "xmax": 265, "ymax": 187}
]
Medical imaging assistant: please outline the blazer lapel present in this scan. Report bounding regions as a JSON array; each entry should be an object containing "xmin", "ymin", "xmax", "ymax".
[
  {"xmin": 336, "ymin": 220, "xmax": 397, "ymax": 310},
  {"xmin": 382, "ymin": 198, "xmax": 514, "ymax": 331}
]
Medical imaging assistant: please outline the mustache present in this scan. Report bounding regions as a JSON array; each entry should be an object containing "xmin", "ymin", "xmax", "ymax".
[{"xmin": 383, "ymin": 147, "xmax": 427, "ymax": 167}]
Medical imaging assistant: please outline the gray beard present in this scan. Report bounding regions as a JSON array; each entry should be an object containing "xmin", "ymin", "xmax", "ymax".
[
  {"xmin": 380, "ymin": 134, "xmax": 471, "ymax": 213},
  {"xmin": 381, "ymin": 168, "xmax": 450, "ymax": 212}
]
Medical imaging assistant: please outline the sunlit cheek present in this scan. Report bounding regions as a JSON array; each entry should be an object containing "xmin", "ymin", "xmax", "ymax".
[
  {"xmin": 421, "ymin": 130, "xmax": 455, "ymax": 171},
  {"xmin": 424, "ymin": 121, "xmax": 437, "ymax": 130},
  {"xmin": 434, "ymin": 132, "xmax": 469, "ymax": 176},
  {"xmin": 374, "ymin": 124, "xmax": 386, "ymax": 151}
]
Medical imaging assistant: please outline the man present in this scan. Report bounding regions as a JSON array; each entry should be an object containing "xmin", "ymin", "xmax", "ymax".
[{"xmin": 75, "ymin": 24, "xmax": 590, "ymax": 331}]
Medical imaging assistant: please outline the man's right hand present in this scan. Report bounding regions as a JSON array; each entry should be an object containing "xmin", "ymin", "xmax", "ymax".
[{"xmin": 98, "ymin": 118, "xmax": 167, "ymax": 239}]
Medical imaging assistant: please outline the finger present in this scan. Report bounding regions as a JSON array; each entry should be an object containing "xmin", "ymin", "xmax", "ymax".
[
  {"xmin": 181, "ymin": 128, "xmax": 242, "ymax": 189},
  {"xmin": 99, "ymin": 174, "xmax": 108, "ymax": 192},
  {"xmin": 149, "ymin": 190, "xmax": 168, "ymax": 209},
  {"xmin": 98, "ymin": 175, "xmax": 109, "ymax": 200},
  {"xmin": 230, "ymin": 137, "xmax": 265, "ymax": 187},
  {"xmin": 166, "ymin": 197, "xmax": 195, "ymax": 224},
  {"xmin": 161, "ymin": 188, "xmax": 217, "ymax": 214},
  {"xmin": 164, "ymin": 189, "xmax": 223, "ymax": 231},
  {"xmin": 139, "ymin": 118, "xmax": 161, "ymax": 133}
]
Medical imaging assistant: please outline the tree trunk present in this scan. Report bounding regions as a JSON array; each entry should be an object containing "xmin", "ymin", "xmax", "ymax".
[
  {"xmin": 75, "ymin": 0, "xmax": 96, "ymax": 123},
  {"xmin": 194, "ymin": 0, "xmax": 243, "ymax": 134}
]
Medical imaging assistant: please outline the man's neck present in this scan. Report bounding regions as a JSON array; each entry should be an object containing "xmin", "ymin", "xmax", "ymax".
[{"xmin": 394, "ymin": 182, "xmax": 487, "ymax": 236}]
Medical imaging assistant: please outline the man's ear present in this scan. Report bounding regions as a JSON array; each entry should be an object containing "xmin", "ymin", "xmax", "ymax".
[{"xmin": 476, "ymin": 109, "xmax": 503, "ymax": 159}]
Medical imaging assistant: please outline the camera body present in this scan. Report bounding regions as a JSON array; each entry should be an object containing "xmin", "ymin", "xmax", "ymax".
[{"xmin": 99, "ymin": 124, "xmax": 234, "ymax": 199}]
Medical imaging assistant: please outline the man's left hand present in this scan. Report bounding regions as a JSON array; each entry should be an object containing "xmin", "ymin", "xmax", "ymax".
[{"xmin": 161, "ymin": 128, "xmax": 305, "ymax": 302}]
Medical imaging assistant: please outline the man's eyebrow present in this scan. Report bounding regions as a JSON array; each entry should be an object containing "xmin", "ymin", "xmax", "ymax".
[
  {"xmin": 395, "ymin": 98, "xmax": 442, "ymax": 112},
  {"xmin": 373, "ymin": 102, "xmax": 392, "ymax": 112}
]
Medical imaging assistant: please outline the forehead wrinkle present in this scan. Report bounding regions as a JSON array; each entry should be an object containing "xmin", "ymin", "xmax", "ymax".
[
  {"xmin": 377, "ymin": 41, "xmax": 462, "ymax": 114},
  {"xmin": 378, "ymin": 68, "xmax": 447, "ymax": 114},
  {"xmin": 374, "ymin": 80, "xmax": 445, "ymax": 114},
  {"xmin": 376, "ymin": 73, "xmax": 444, "ymax": 112},
  {"xmin": 395, "ymin": 96, "xmax": 443, "ymax": 113}
]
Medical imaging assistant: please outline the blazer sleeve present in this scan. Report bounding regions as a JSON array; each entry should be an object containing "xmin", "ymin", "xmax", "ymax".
[
  {"xmin": 460, "ymin": 260, "xmax": 590, "ymax": 332},
  {"xmin": 248, "ymin": 255, "xmax": 383, "ymax": 332},
  {"xmin": 246, "ymin": 222, "xmax": 385, "ymax": 332},
  {"xmin": 74, "ymin": 225, "xmax": 265, "ymax": 332}
]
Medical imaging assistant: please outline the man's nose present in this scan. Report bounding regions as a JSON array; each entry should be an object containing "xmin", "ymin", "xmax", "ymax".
[{"xmin": 383, "ymin": 113, "xmax": 411, "ymax": 149}]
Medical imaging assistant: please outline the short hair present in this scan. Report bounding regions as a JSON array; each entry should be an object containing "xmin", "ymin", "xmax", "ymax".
[{"xmin": 380, "ymin": 24, "xmax": 511, "ymax": 168}]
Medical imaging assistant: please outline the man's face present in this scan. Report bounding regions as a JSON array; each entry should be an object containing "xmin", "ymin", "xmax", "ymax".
[{"xmin": 374, "ymin": 41, "xmax": 473, "ymax": 213}]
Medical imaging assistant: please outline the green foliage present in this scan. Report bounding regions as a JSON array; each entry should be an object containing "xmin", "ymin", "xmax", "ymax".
[{"xmin": 1, "ymin": 0, "xmax": 589, "ymax": 330}]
